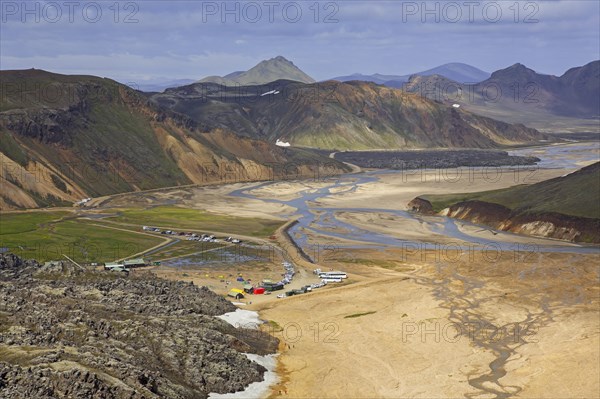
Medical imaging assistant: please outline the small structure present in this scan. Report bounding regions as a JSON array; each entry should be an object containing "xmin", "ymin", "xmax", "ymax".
[
  {"xmin": 75, "ymin": 198, "xmax": 92, "ymax": 206},
  {"xmin": 104, "ymin": 262, "xmax": 122, "ymax": 270},
  {"xmin": 253, "ymin": 287, "xmax": 266, "ymax": 295},
  {"xmin": 275, "ymin": 139, "xmax": 291, "ymax": 147},
  {"xmin": 227, "ymin": 289, "xmax": 245, "ymax": 299},
  {"xmin": 104, "ymin": 258, "xmax": 146, "ymax": 270},
  {"xmin": 123, "ymin": 258, "xmax": 146, "ymax": 268}
]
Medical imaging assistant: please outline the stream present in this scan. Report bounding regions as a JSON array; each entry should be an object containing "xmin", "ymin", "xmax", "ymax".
[{"xmin": 230, "ymin": 143, "xmax": 600, "ymax": 257}]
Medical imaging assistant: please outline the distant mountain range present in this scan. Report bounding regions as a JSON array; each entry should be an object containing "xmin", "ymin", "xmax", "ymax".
[
  {"xmin": 127, "ymin": 58, "xmax": 599, "ymax": 134},
  {"xmin": 1, "ymin": 59, "xmax": 596, "ymax": 208},
  {"xmin": 128, "ymin": 78, "xmax": 197, "ymax": 92},
  {"xmin": 199, "ymin": 56, "xmax": 316, "ymax": 86},
  {"xmin": 331, "ymin": 63, "xmax": 491, "ymax": 85},
  {"xmin": 402, "ymin": 60, "xmax": 600, "ymax": 130}
]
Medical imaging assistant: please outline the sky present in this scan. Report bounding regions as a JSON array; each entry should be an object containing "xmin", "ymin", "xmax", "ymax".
[{"xmin": 1, "ymin": 0, "xmax": 599, "ymax": 84}]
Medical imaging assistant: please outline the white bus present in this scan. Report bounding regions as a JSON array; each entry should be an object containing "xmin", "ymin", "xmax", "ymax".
[
  {"xmin": 321, "ymin": 277, "xmax": 342, "ymax": 283},
  {"xmin": 318, "ymin": 271, "xmax": 347, "ymax": 279}
]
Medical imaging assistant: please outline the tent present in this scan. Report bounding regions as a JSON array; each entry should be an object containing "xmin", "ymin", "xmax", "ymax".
[
  {"xmin": 236, "ymin": 276, "xmax": 244, "ymax": 282},
  {"xmin": 253, "ymin": 287, "xmax": 266, "ymax": 295},
  {"xmin": 227, "ymin": 289, "xmax": 245, "ymax": 299}
]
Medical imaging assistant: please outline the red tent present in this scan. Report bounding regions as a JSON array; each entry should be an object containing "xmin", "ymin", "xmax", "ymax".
[{"xmin": 253, "ymin": 287, "xmax": 265, "ymax": 295}]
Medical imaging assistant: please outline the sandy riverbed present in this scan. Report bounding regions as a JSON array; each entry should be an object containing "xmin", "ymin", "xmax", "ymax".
[
  {"xmin": 95, "ymin": 159, "xmax": 599, "ymax": 398},
  {"xmin": 315, "ymin": 167, "xmax": 571, "ymax": 211},
  {"xmin": 256, "ymin": 249, "xmax": 599, "ymax": 398}
]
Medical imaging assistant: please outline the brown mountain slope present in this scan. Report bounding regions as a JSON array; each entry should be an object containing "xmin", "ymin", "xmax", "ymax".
[
  {"xmin": 151, "ymin": 80, "xmax": 549, "ymax": 150},
  {"xmin": 0, "ymin": 69, "xmax": 347, "ymax": 210}
]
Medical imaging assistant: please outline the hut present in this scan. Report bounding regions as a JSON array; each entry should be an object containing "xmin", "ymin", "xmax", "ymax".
[
  {"xmin": 123, "ymin": 258, "xmax": 146, "ymax": 268},
  {"xmin": 227, "ymin": 289, "xmax": 245, "ymax": 299},
  {"xmin": 104, "ymin": 262, "xmax": 121, "ymax": 270}
]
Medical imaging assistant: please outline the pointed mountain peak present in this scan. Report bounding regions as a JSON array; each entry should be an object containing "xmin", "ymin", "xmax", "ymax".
[
  {"xmin": 200, "ymin": 56, "xmax": 314, "ymax": 85},
  {"xmin": 272, "ymin": 55, "xmax": 292, "ymax": 63},
  {"xmin": 489, "ymin": 63, "xmax": 538, "ymax": 81}
]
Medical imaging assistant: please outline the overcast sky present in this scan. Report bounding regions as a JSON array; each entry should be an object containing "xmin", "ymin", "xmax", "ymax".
[{"xmin": 1, "ymin": 0, "xmax": 598, "ymax": 83}]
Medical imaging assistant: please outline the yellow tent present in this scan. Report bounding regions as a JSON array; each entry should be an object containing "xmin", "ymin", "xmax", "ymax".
[{"xmin": 227, "ymin": 289, "xmax": 244, "ymax": 299}]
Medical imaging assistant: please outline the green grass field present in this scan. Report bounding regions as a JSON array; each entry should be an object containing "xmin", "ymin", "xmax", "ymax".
[
  {"xmin": 108, "ymin": 206, "xmax": 284, "ymax": 237},
  {"xmin": 0, "ymin": 212, "xmax": 70, "ymax": 235},
  {"xmin": 0, "ymin": 212, "xmax": 163, "ymax": 263},
  {"xmin": 1, "ymin": 206, "xmax": 285, "ymax": 263}
]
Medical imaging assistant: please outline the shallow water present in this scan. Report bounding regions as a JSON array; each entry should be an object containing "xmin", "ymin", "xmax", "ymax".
[
  {"xmin": 229, "ymin": 144, "xmax": 600, "ymax": 256},
  {"xmin": 509, "ymin": 142, "xmax": 600, "ymax": 169}
]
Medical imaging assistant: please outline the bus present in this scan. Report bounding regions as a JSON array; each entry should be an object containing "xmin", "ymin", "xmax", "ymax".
[
  {"xmin": 320, "ymin": 276, "xmax": 343, "ymax": 283},
  {"xmin": 318, "ymin": 271, "xmax": 347, "ymax": 279}
]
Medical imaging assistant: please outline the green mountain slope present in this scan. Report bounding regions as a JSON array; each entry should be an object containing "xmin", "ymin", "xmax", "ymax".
[
  {"xmin": 420, "ymin": 162, "xmax": 600, "ymax": 242},
  {"xmin": 0, "ymin": 69, "xmax": 347, "ymax": 209},
  {"xmin": 427, "ymin": 162, "xmax": 600, "ymax": 219},
  {"xmin": 152, "ymin": 79, "xmax": 549, "ymax": 150},
  {"xmin": 199, "ymin": 56, "xmax": 315, "ymax": 85}
]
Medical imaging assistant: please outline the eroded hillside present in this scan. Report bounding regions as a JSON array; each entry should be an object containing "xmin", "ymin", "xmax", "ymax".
[{"xmin": 0, "ymin": 70, "xmax": 347, "ymax": 209}]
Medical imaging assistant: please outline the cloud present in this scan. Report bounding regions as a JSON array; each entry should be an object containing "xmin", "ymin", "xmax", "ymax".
[{"xmin": 1, "ymin": 0, "xmax": 598, "ymax": 80}]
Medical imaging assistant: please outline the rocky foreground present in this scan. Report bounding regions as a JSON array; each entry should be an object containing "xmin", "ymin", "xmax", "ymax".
[{"xmin": 0, "ymin": 254, "xmax": 277, "ymax": 398}]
